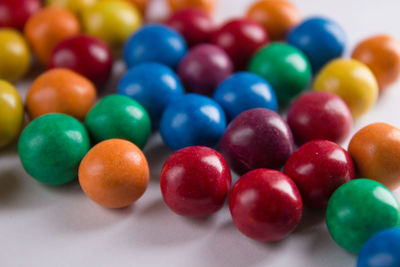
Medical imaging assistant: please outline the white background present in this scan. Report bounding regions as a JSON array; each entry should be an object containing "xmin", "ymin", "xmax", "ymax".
[{"xmin": 1, "ymin": 0, "xmax": 400, "ymax": 266}]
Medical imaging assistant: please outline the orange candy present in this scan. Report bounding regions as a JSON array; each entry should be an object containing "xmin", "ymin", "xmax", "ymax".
[
  {"xmin": 26, "ymin": 68, "xmax": 97, "ymax": 120},
  {"xmin": 247, "ymin": 0, "xmax": 301, "ymax": 41},
  {"xmin": 352, "ymin": 35, "xmax": 400, "ymax": 90},
  {"xmin": 348, "ymin": 123, "xmax": 400, "ymax": 190},
  {"xmin": 24, "ymin": 7, "xmax": 80, "ymax": 65},
  {"xmin": 79, "ymin": 139, "xmax": 150, "ymax": 208},
  {"xmin": 125, "ymin": 0, "xmax": 148, "ymax": 13},
  {"xmin": 167, "ymin": 0, "xmax": 215, "ymax": 14}
]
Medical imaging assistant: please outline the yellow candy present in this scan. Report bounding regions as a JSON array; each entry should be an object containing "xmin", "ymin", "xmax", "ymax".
[
  {"xmin": 0, "ymin": 29, "xmax": 31, "ymax": 82},
  {"xmin": 82, "ymin": 0, "xmax": 142, "ymax": 48},
  {"xmin": 0, "ymin": 81, "xmax": 24, "ymax": 148},
  {"xmin": 45, "ymin": 0, "xmax": 97, "ymax": 14},
  {"xmin": 314, "ymin": 59, "xmax": 378, "ymax": 119}
]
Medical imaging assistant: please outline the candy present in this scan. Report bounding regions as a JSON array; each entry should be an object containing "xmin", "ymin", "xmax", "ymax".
[
  {"xmin": 357, "ymin": 228, "xmax": 400, "ymax": 267},
  {"xmin": 117, "ymin": 62, "xmax": 184, "ymax": 126},
  {"xmin": 79, "ymin": 139, "xmax": 149, "ymax": 208},
  {"xmin": 0, "ymin": 0, "xmax": 42, "ymax": 31},
  {"xmin": 314, "ymin": 59, "xmax": 378, "ymax": 119},
  {"xmin": 160, "ymin": 93, "xmax": 226, "ymax": 151},
  {"xmin": 45, "ymin": 0, "xmax": 97, "ymax": 14},
  {"xmin": 352, "ymin": 35, "xmax": 400, "ymax": 90},
  {"xmin": 348, "ymin": 123, "xmax": 400, "ymax": 190},
  {"xmin": 178, "ymin": 44, "xmax": 233, "ymax": 95},
  {"xmin": 287, "ymin": 17, "xmax": 346, "ymax": 73},
  {"xmin": 220, "ymin": 108, "xmax": 294, "ymax": 175},
  {"xmin": 49, "ymin": 34, "xmax": 113, "ymax": 88},
  {"xmin": 287, "ymin": 91, "xmax": 352, "ymax": 145},
  {"xmin": 326, "ymin": 179, "xmax": 400, "ymax": 253},
  {"xmin": 248, "ymin": 42, "xmax": 312, "ymax": 103},
  {"xmin": 82, "ymin": 0, "xmax": 142, "ymax": 48},
  {"xmin": 166, "ymin": 8, "xmax": 215, "ymax": 47},
  {"xmin": 213, "ymin": 72, "xmax": 278, "ymax": 120},
  {"xmin": 229, "ymin": 169, "xmax": 303, "ymax": 242},
  {"xmin": 212, "ymin": 18, "xmax": 269, "ymax": 70},
  {"xmin": 0, "ymin": 29, "xmax": 31, "ymax": 82},
  {"xmin": 85, "ymin": 95, "xmax": 151, "ymax": 149},
  {"xmin": 246, "ymin": 0, "xmax": 301, "ymax": 41},
  {"xmin": 283, "ymin": 140, "xmax": 355, "ymax": 208},
  {"xmin": 18, "ymin": 113, "xmax": 91, "ymax": 185},
  {"xmin": 124, "ymin": 0, "xmax": 147, "ymax": 13},
  {"xmin": 24, "ymin": 7, "xmax": 80, "ymax": 65},
  {"xmin": 161, "ymin": 146, "xmax": 231, "ymax": 217},
  {"xmin": 123, "ymin": 24, "xmax": 187, "ymax": 69},
  {"xmin": 167, "ymin": 0, "xmax": 215, "ymax": 14},
  {"xmin": 0, "ymin": 81, "xmax": 24, "ymax": 148},
  {"xmin": 26, "ymin": 68, "xmax": 97, "ymax": 120}
]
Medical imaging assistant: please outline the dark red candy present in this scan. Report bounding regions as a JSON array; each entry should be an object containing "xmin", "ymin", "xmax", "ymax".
[
  {"xmin": 287, "ymin": 91, "xmax": 352, "ymax": 146},
  {"xmin": 284, "ymin": 140, "xmax": 355, "ymax": 208},
  {"xmin": 160, "ymin": 146, "xmax": 232, "ymax": 218},
  {"xmin": 0, "ymin": 0, "xmax": 42, "ymax": 31},
  {"xmin": 229, "ymin": 169, "xmax": 303, "ymax": 242},
  {"xmin": 220, "ymin": 108, "xmax": 294, "ymax": 175},
  {"xmin": 212, "ymin": 18, "xmax": 269, "ymax": 70},
  {"xmin": 49, "ymin": 34, "xmax": 113, "ymax": 88},
  {"xmin": 166, "ymin": 8, "xmax": 215, "ymax": 47}
]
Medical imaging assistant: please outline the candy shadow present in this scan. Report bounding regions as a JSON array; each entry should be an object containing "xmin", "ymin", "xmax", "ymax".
[
  {"xmin": 99, "ymin": 60, "xmax": 126, "ymax": 97},
  {"xmin": 143, "ymin": 133, "xmax": 172, "ymax": 183}
]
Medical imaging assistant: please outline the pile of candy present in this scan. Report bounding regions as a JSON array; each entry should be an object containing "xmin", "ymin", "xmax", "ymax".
[{"xmin": 1, "ymin": 0, "xmax": 400, "ymax": 265}]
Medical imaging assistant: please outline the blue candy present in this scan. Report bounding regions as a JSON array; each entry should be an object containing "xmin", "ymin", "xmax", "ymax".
[
  {"xmin": 213, "ymin": 72, "xmax": 278, "ymax": 120},
  {"xmin": 160, "ymin": 93, "xmax": 227, "ymax": 150},
  {"xmin": 357, "ymin": 228, "xmax": 400, "ymax": 267},
  {"xmin": 287, "ymin": 17, "xmax": 346, "ymax": 73},
  {"xmin": 117, "ymin": 62, "xmax": 184, "ymax": 127},
  {"xmin": 123, "ymin": 24, "xmax": 187, "ymax": 69}
]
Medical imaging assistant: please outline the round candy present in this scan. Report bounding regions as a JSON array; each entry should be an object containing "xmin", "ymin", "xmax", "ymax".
[
  {"xmin": 314, "ymin": 59, "xmax": 379, "ymax": 119},
  {"xmin": 49, "ymin": 34, "xmax": 113, "ymax": 88},
  {"xmin": 246, "ymin": 0, "xmax": 301, "ymax": 41},
  {"xmin": 0, "ymin": 0, "xmax": 42, "ymax": 31},
  {"xmin": 123, "ymin": 24, "xmax": 187, "ymax": 69},
  {"xmin": 26, "ymin": 68, "xmax": 97, "ymax": 120},
  {"xmin": 24, "ymin": 7, "xmax": 80, "ymax": 65},
  {"xmin": 248, "ymin": 42, "xmax": 312, "ymax": 103},
  {"xmin": 45, "ymin": 0, "xmax": 97, "ymax": 14},
  {"xmin": 160, "ymin": 93, "xmax": 226, "ymax": 151},
  {"xmin": 212, "ymin": 18, "xmax": 269, "ymax": 70},
  {"xmin": 82, "ymin": 0, "xmax": 142, "ymax": 48},
  {"xmin": 229, "ymin": 169, "xmax": 303, "ymax": 242},
  {"xmin": 287, "ymin": 17, "xmax": 347, "ymax": 73},
  {"xmin": 352, "ymin": 35, "xmax": 400, "ymax": 90},
  {"xmin": 166, "ymin": 8, "xmax": 215, "ymax": 47},
  {"xmin": 0, "ymin": 29, "xmax": 31, "ymax": 82},
  {"xmin": 117, "ymin": 62, "xmax": 184, "ymax": 126},
  {"xmin": 167, "ymin": 0, "xmax": 215, "ymax": 14},
  {"xmin": 85, "ymin": 95, "xmax": 151, "ymax": 149},
  {"xmin": 220, "ymin": 108, "xmax": 294, "ymax": 175},
  {"xmin": 213, "ymin": 72, "xmax": 278, "ymax": 120},
  {"xmin": 0, "ymin": 81, "xmax": 24, "ymax": 148},
  {"xmin": 287, "ymin": 91, "xmax": 352, "ymax": 145},
  {"xmin": 348, "ymin": 123, "xmax": 400, "ymax": 190},
  {"xmin": 18, "ymin": 113, "xmax": 91, "ymax": 185},
  {"xmin": 79, "ymin": 139, "xmax": 149, "ymax": 208},
  {"xmin": 283, "ymin": 140, "xmax": 355, "ymax": 208},
  {"xmin": 357, "ymin": 228, "xmax": 400, "ymax": 267},
  {"xmin": 326, "ymin": 179, "xmax": 400, "ymax": 253},
  {"xmin": 178, "ymin": 44, "xmax": 233, "ymax": 95},
  {"xmin": 124, "ymin": 0, "xmax": 147, "ymax": 13},
  {"xmin": 161, "ymin": 146, "xmax": 231, "ymax": 217}
]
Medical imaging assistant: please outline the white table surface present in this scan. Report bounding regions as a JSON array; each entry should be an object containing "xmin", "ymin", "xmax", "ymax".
[{"xmin": 1, "ymin": 0, "xmax": 400, "ymax": 266}]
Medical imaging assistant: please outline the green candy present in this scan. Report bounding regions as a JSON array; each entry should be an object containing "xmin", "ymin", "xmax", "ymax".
[
  {"xmin": 326, "ymin": 179, "xmax": 400, "ymax": 253},
  {"xmin": 18, "ymin": 113, "xmax": 91, "ymax": 185},
  {"xmin": 85, "ymin": 94, "xmax": 151, "ymax": 149},
  {"xmin": 248, "ymin": 42, "xmax": 312, "ymax": 103}
]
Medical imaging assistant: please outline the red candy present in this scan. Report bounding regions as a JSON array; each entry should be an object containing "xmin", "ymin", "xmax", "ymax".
[
  {"xmin": 160, "ymin": 146, "xmax": 232, "ymax": 217},
  {"xmin": 166, "ymin": 8, "xmax": 215, "ymax": 47},
  {"xmin": 229, "ymin": 169, "xmax": 303, "ymax": 242},
  {"xmin": 0, "ymin": 0, "xmax": 42, "ymax": 31},
  {"xmin": 49, "ymin": 34, "xmax": 113, "ymax": 88},
  {"xmin": 287, "ymin": 91, "xmax": 352, "ymax": 146},
  {"xmin": 212, "ymin": 18, "xmax": 269, "ymax": 70},
  {"xmin": 284, "ymin": 140, "xmax": 355, "ymax": 208}
]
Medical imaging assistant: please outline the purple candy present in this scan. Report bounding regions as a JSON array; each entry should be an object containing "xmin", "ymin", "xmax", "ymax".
[
  {"xmin": 178, "ymin": 44, "xmax": 233, "ymax": 96},
  {"xmin": 220, "ymin": 108, "xmax": 294, "ymax": 175}
]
